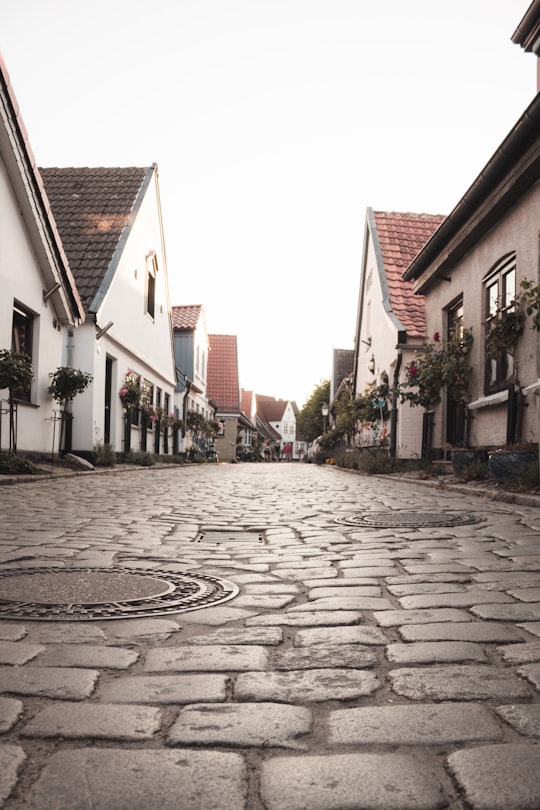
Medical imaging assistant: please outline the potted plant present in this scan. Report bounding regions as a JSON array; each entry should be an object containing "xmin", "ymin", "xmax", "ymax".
[
  {"xmin": 0, "ymin": 349, "xmax": 34, "ymax": 453},
  {"xmin": 48, "ymin": 366, "xmax": 93, "ymax": 455}
]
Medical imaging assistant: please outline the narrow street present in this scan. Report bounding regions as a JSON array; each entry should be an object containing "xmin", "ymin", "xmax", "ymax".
[{"xmin": 1, "ymin": 462, "xmax": 540, "ymax": 809}]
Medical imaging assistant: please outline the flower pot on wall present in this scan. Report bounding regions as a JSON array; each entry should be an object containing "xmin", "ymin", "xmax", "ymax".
[{"xmin": 488, "ymin": 449, "xmax": 538, "ymax": 482}]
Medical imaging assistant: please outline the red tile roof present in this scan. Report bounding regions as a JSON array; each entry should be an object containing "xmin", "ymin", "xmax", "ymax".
[
  {"xmin": 373, "ymin": 211, "xmax": 445, "ymax": 338},
  {"xmin": 207, "ymin": 334, "xmax": 240, "ymax": 412},
  {"xmin": 39, "ymin": 166, "xmax": 150, "ymax": 312},
  {"xmin": 171, "ymin": 304, "xmax": 202, "ymax": 330},
  {"xmin": 241, "ymin": 389, "xmax": 253, "ymax": 416}
]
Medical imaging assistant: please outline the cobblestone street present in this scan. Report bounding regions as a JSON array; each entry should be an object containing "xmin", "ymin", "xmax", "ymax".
[{"xmin": 1, "ymin": 462, "xmax": 540, "ymax": 809}]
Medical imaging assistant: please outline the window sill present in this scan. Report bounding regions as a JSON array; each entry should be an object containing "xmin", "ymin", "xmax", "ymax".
[
  {"xmin": 12, "ymin": 399, "xmax": 40, "ymax": 409},
  {"xmin": 468, "ymin": 390, "xmax": 509, "ymax": 410},
  {"xmin": 523, "ymin": 378, "xmax": 540, "ymax": 397}
]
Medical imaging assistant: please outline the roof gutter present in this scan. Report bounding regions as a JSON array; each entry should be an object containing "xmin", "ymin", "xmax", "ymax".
[{"xmin": 403, "ymin": 92, "xmax": 540, "ymax": 291}]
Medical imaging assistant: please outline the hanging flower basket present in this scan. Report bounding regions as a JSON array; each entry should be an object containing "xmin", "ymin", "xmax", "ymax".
[{"xmin": 119, "ymin": 376, "xmax": 140, "ymax": 411}]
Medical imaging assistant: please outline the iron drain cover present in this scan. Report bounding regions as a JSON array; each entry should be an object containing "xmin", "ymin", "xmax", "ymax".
[
  {"xmin": 335, "ymin": 511, "xmax": 484, "ymax": 528},
  {"xmin": 0, "ymin": 567, "xmax": 239, "ymax": 621}
]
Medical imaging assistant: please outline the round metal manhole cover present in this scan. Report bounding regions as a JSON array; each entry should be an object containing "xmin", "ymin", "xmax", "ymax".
[
  {"xmin": 335, "ymin": 511, "xmax": 484, "ymax": 528},
  {"xmin": 0, "ymin": 567, "xmax": 239, "ymax": 621}
]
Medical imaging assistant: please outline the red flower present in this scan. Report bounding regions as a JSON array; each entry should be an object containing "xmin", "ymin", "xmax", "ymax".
[
  {"xmin": 433, "ymin": 331, "xmax": 440, "ymax": 343},
  {"xmin": 409, "ymin": 363, "xmax": 418, "ymax": 378}
]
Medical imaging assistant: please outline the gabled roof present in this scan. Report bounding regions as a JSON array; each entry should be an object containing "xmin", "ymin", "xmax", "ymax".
[
  {"xmin": 512, "ymin": 0, "xmax": 540, "ymax": 55},
  {"xmin": 171, "ymin": 304, "xmax": 203, "ymax": 331},
  {"xmin": 0, "ymin": 57, "xmax": 84, "ymax": 325},
  {"xmin": 403, "ymin": 92, "xmax": 540, "ymax": 292},
  {"xmin": 207, "ymin": 334, "xmax": 240, "ymax": 413},
  {"xmin": 372, "ymin": 210, "xmax": 446, "ymax": 338},
  {"xmin": 39, "ymin": 166, "xmax": 152, "ymax": 313},
  {"xmin": 256, "ymin": 394, "xmax": 289, "ymax": 423},
  {"xmin": 241, "ymin": 389, "xmax": 254, "ymax": 418},
  {"xmin": 256, "ymin": 415, "xmax": 281, "ymax": 441}
]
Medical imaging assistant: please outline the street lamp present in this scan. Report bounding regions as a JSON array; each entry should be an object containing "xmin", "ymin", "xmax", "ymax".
[{"xmin": 321, "ymin": 402, "xmax": 329, "ymax": 433}]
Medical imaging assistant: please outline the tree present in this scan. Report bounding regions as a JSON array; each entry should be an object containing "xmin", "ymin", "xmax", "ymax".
[
  {"xmin": 0, "ymin": 349, "xmax": 34, "ymax": 453},
  {"xmin": 296, "ymin": 380, "xmax": 330, "ymax": 443},
  {"xmin": 48, "ymin": 366, "xmax": 93, "ymax": 454}
]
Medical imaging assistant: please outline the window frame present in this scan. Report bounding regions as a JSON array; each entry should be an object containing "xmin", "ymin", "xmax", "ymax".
[
  {"xmin": 145, "ymin": 253, "xmax": 157, "ymax": 320},
  {"xmin": 483, "ymin": 253, "xmax": 517, "ymax": 394},
  {"xmin": 11, "ymin": 302, "xmax": 35, "ymax": 402}
]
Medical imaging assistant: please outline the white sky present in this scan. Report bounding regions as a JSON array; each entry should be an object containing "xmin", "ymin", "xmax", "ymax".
[{"xmin": 1, "ymin": 0, "xmax": 536, "ymax": 407}]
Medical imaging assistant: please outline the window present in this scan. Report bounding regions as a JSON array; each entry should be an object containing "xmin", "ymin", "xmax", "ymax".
[
  {"xmin": 447, "ymin": 299, "xmax": 464, "ymax": 341},
  {"xmin": 126, "ymin": 372, "xmax": 141, "ymax": 426},
  {"xmin": 484, "ymin": 254, "xmax": 517, "ymax": 392},
  {"xmin": 12, "ymin": 303, "xmax": 34, "ymax": 401},
  {"xmin": 145, "ymin": 253, "xmax": 157, "ymax": 319},
  {"xmin": 446, "ymin": 298, "xmax": 466, "ymax": 446},
  {"xmin": 142, "ymin": 379, "xmax": 153, "ymax": 429}
]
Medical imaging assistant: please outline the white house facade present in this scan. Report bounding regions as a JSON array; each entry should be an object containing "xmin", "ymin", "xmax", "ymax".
[
  {"xmin": 353, "ymin": 209, "xmax": 445, "ymax": 458},
  {"xmin": 0, "ymin": 58, "xmax": 85, "ymax": 455},
  {"xmin": 40, "ymin": 165, "xmax": 177, "ymax": 458}
]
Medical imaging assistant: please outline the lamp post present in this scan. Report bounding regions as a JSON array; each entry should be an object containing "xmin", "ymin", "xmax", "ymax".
[{"xmin": 321, "ymin": 402, "xmax": 329, "ymax": 434}]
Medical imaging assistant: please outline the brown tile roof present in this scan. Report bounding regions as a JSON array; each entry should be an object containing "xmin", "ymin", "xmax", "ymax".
[
  {"xmin": 256, "ymin": 395, "xmax": 288, "ymax": 422},
  {"xmin": 171, "ymin": 304, "xmax": 202, "ymax": 330},
  {"xmin": 373, "ymin": 211, "xmax": 445, "ymax": 338},
  {"xmin": 39, "ymin": 166, "xmax": 150, "ymax": 312},
  {"xmin": 207, "ymin": 334, "xmax": 240, "ymax": 412}
]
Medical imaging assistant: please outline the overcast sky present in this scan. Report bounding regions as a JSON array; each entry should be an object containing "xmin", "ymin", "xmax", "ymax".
[{"xmin": 1, "ymin": 0, "xmax": 536, "ymax": 407}]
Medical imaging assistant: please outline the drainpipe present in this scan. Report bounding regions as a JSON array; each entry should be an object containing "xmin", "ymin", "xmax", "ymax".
[
  {"xmin": 389, "ymin": 347, "xmax": 403, "ymax": 458},
  {"xmin": 63, "ymin": 328, "xmax": 75, "ymax": 454},
  {"xmin": 182, "ymin": 379, "xmax": 191, "ymax": 438}
]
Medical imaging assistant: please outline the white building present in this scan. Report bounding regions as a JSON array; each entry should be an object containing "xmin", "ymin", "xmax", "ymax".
[{"xmin": 0, "ymin": 57, "xmax": 85, "ymax": 455}]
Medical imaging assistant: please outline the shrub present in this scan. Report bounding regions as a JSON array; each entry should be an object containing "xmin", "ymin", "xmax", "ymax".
[
  {"xmin": 93, "ymin": 443, "xmax": 116, "ymax": 467},
  {"xmin": 127, "ymin": 450, "xmax": 156, "ymax": 467},
  {"xmin": 0, "ymin": 451, "xmax": 39, "ymax": 475},
  {"xmin": 456, "ymin": 459, "xmax": 490, "ymax": 482}
]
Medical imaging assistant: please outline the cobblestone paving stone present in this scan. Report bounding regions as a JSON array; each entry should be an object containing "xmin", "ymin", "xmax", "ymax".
[{"xmin": 0, "ymin": 463, "xmax": 540, "ymax": 808}]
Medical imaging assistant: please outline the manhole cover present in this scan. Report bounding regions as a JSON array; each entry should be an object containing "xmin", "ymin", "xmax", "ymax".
[
  {"xmin": 335, "ymin": 511, "xmax": 484, "ymax": 528},
  {"xmin": 0, "ymin": 567, "xmax": 239, "ymax": 621}
]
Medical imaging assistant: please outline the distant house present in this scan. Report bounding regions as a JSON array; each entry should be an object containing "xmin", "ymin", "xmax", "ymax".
[
  {"xmin": 40, "ymin": 164, "xmax": 177, "ymax": 457},
  {"xmin": 0, "ymin": 57, "xmax": 85, "ymax": 454},
  {"xmin": 242, "ymin": 389, "xmax": 280, "ymax": 458},
  {"xmin": 207, "ymin": 334, "xmax": 251, "ymax": 462},
  {"xmin": 255, "ymin": 395, "xmax": 298, "ymax": 459},
  {"xmin": 171, "ymin": 304, "xmax": 215, "ymax": 453},
  {"xmin": 352, "ymin": 209, "xmax": 445, "ymax": 457}
]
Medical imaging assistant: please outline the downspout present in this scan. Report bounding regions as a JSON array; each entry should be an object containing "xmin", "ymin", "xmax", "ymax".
[
  {"xmin": 64, "ymin": 327, "xmax": 75, "ymax": 454},
  {"xmin": 182, "ymin": 379, "xmax": 191, "ymax": 438},
  {"xmin": 389, "ymin": 346, "xmax": 403, "ymax": 458}
]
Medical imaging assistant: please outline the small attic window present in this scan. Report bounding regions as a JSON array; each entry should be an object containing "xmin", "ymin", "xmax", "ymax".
[{"xmin": 145, "ymin": 253, "xmax": 157, "ymax": 319}]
